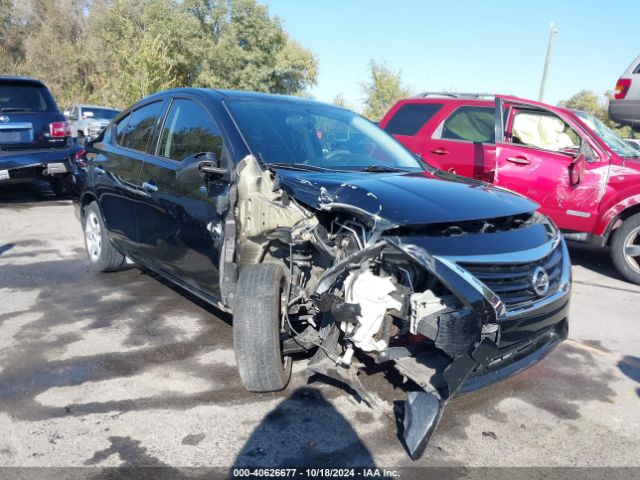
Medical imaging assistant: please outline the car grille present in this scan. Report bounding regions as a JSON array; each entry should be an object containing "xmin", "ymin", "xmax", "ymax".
[{"xmin": 458, "ymin": 244, "xmax": 563, "ymax": 308}]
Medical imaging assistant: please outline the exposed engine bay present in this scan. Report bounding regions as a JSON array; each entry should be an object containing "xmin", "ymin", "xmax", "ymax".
[{"xmin": 221, "ymin": 155, "xmax": 571, "ymax": 459}]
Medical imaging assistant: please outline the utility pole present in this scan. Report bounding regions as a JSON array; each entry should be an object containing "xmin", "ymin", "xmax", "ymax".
[{"xmin": 538, "ymin": 22, "xmax": 558, "ymax": 102}]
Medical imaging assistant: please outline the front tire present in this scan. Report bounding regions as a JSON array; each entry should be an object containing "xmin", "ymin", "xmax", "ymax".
[
  {"xmin": 83, "ymin": 202, "xmax": 126, "ymax": 272},
  {"xmin": 233, "ymin": 263, "xmax": 292, "ymax": 392},
  {"xmin": 611, "ymin": 213, "xmax": 640, "ymax": 285}
]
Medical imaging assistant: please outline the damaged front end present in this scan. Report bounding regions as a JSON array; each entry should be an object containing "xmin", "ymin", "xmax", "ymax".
[{"xmin": 225, "ymin": 156, "xmax": 571, "ymax": 460}]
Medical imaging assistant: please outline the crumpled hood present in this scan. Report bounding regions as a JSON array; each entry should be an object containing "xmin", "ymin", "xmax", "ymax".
[{"xmin": 275, "ymin": 169, "xmax": 539, "ymax": 227}]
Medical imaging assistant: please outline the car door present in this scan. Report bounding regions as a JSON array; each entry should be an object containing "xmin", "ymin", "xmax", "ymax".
[
  {"xmin": 136, "ymin": 96, "xmax": 229, "ymax": 299},
  {"xmin": 425, "ymin": 105, "xmax": 496, "ymax": 180},
  {"xmin": 494, "ymin": 96, "xmax": 610, "ymax": 233},
  {"xmin": 92, "ymin": 100, "xmax": 166, "ymax": 254}
]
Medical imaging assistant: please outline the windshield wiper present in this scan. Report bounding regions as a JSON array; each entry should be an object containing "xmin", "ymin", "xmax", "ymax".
[
  {"xmin": 361, "ymin": 164, "xmax": 412, "ymax": 173},
  {"xmin": 266, "ymin": 162, "xmax": 333, "ymax": 172}
]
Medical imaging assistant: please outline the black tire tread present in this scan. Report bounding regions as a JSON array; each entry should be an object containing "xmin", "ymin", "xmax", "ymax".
[
  {"xmin": 610, "ymin": 213, "xmax": 640, "ymax": 285},
  {"xmin": 233, "ymin": 263, "xmax": 291, "ymax": 392}
]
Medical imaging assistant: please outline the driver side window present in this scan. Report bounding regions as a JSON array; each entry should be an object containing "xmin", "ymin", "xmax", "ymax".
[
  {"xmin": 510, "ymin": 111, "xmax": 581, "ymax": 154},
  {"xmin": 159, "ymin": 98, "xmax": 223, "ymax": 162}
]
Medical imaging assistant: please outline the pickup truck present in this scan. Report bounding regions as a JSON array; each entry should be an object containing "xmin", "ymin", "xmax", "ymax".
[
  {"xmin": 380, "ymin": 93, "xmax": 640, "ymax": 284},
  {"xmin": 65, "ymin": 104, "xmax": 119, "ymax": 144}
]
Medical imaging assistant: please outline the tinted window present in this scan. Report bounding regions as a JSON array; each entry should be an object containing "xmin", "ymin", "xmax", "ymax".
[
  {"xmin": 115, "ymin": 113, "xmax": 131, "ymax": 145},
  {"xmin": 159, "ymin": 99, "xmax": 222, "ymax": 162},
  {"xmin": 439, "ymin": 106, "xmax": 495, "ymax": 143},
  {"xmin": 121, "ymin": 101, "xmax": 163, "ymax": 153},
  {"xmin": 0, "ymin": 81, "xmax": 57, "ymax": 112},
  {"xmin": 384, "ymin": 103, "xmax": 442, "ymax": 136}
]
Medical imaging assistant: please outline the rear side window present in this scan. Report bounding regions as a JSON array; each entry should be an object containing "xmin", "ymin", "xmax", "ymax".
[
  {"xmin": 120, "ymin": 101, "xmax": 163, "ymax": 153},
  {"xmin": 0, "ymin": 81, "xmax": 57, "ymax": 112},
  {"xmin": 158, "ymin": 98, "xmax": 223, "ymax": 162},
  {"xmin": 438, "ymin": 106, "xmax": 495, "ymax": 143},
  {"xmin": 384, "ymin": 103, "xmax": 442, "ymax": 136}
]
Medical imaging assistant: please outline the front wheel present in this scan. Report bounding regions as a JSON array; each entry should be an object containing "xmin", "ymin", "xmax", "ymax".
[
  {"xmin": 83, "ymin": 202, "xmax": 126, "ymax": 272},
  {"xmin": 610, "ymin": 213, "xmax": 640, "ymax": 285},
  {"xmin": 233, "ymin": 263, "xmax": 292, "ymax": 392}
]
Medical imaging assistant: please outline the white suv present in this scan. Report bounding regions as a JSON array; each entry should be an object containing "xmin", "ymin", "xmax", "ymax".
[{"xmin": 609, "ymin": 55, "xmax": 640, "ymax": 131}]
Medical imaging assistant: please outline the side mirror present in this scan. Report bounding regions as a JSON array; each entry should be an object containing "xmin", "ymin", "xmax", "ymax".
[
  {"xmin": 63, "ymin": 110, "xmax": 70, "ymax": 118},
  {"xmin": 176, "ymin": 152, "xmax": 226, "ymax": 184},
  {"xmin": 568, "ymin": 154, "xmax": 585, "ymax": 186}
]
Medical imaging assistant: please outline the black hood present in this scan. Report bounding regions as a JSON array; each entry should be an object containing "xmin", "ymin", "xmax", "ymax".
[{"xmin": 275, "ymin": 169, "xmax": 538, "ymax": 227}]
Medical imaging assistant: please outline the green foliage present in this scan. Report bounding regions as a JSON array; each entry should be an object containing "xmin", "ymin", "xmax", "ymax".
[
  {"xmin": 559, "ymin": 90, "xmax": 637, "ymax": 139},
  {"xmin": 0, "ymin": 0, "xmax": 318, "ymax": 109},
  {"xmin": 361, "ymin": 60, "xmax": 411, "ymax": 121}
]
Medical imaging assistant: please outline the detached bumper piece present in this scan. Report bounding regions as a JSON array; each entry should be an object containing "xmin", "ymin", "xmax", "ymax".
[
  {"xmin": 397, "ymin": 337, "xmax": 498, "ymax": 459},
  {"xmin": 402, "ymin": 390, "xmax": 444, "ymax": 460},
  {"xmin": 395, "ymin": 321, "xmax": 567, "ymax": 459}
]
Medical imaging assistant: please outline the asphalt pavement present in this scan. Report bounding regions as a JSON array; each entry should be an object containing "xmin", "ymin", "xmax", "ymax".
[{"xmin": 0, "ymin": 182, "xmax": 639, "ymax": 474}]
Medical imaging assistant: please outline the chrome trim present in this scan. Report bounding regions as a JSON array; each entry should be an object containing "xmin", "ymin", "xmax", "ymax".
[
  {"xmin": 0, "ymin": 122, "xmax": 32, "ymax": 130},
  {"xmin": 440, "ymin": 234, "xmax": 561, "ymax": 264},
  {"xmin": 436, "ymin": 234, "xmax": 570, "ymax": 320}
]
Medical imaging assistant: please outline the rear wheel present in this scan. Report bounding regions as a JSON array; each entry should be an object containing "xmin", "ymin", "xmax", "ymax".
[
  {"xmin": 50, "ymin": 175, "xmax": 72, "ymax": 197},
  {"xmin": 233, "ymin": 263, "xmax": 292, "ymax": 392},
  {"xmin": 611, "ymin": 213, "xmax": 640, "ymax": 285},
  {"xmin": 83, "ymin": 202, "xmax": 126, "ymax": 272}
]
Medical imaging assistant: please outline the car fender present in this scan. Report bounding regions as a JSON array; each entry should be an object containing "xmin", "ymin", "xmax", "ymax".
[{"xmin": 596, "ymin": 193, "xmax": 640, "ymax": 238}]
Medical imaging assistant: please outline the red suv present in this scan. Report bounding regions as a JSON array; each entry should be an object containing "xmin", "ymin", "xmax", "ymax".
[{"xmin": 380, "ymin": 93, "xmax": 640, "ymax": 284}]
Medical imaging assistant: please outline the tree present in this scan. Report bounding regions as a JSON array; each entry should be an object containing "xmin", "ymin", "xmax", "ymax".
[
  {"xmin": 0, "ymin": 0, "xmax": 318, "ymax": 109},
  {"xmin": 559, "ymin": 90, "xmax": 636, "ymax": 138},
  {"xmin": 190, "ymin": 0, "xmax": 318, "ymax": 95},
  {"xmin": 361, "ymin": 60, "xmax": 411, "ymax": 121}
]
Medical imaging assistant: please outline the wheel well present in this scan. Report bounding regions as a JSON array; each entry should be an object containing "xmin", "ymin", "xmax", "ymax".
[
  {"xmin": 606, "ymin": 203, "xmax": 640, "ymax": 245},
  {"xmin": 80, "ymin": 193, "xmax": 98, "ymax": 219}
]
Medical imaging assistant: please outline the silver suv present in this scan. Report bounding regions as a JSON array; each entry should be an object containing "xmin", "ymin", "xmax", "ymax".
[
  {"xmin": 65, "ymin": 104, "xmax": 119, "ymax": 143},
  {"xmin": 609, "ymin": 55, "xmax": 640, "ymax": 130}
]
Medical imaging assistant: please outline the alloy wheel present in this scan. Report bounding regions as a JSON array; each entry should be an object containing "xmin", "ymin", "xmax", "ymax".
[
  {"xmin": 624, "ymin": 226, "xmax": 640, "ymax": 275},
  {"xmin": 84, "ymin": 212, "xmax": 102, "ymax": 262}
]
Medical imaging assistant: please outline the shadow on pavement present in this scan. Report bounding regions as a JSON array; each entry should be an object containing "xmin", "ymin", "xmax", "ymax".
[
  {"xmin": 567, "ymin": 243, "xmax": 626, "ymax": 282},
  {"xmin": 0, "ymin": 180, "xmax": 71, "ymax": 203},
  {"xmin": 232, "ymin": 387, "xmax": 376, "ymax": 470},
  {"xmin": 617, "ymin": 355, "xmax": 640, "ymax": 398}
]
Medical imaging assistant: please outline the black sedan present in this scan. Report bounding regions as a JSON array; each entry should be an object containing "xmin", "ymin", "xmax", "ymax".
[{"xmin": 73, "ymin": 89, "xmax": 571, "ymax": 459}]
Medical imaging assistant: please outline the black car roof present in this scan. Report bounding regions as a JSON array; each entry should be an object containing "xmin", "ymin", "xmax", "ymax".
[{"xmin": 140, "ymin": 87, "xmax": 328, "ymax": 106}]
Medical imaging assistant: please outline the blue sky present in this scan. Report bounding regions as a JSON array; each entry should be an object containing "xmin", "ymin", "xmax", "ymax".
[{"xmin": 263, "ymin": 0, "xmax": 638, "ymax": 109}]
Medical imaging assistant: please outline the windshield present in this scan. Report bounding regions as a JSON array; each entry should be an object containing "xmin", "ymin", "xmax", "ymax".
[
  {"xmin": 226, "ymin": 98, "xmax": 424, "ymax": 172},
  {"xmin": 83, "ymin": 107, "xmax": 119, "ymax": 120},
  {"xmin": 574, "ymin": 110, "xmax": 640, "ymax": 158}
]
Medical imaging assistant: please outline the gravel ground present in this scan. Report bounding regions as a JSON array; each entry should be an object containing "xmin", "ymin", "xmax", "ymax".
[{"xmin": 0, "ymin": 182, "xmax": 639, "ymax": 475}]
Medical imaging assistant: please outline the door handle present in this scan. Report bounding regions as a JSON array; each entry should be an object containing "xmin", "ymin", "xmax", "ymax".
[
  {"xmin": 506, "ymin": 156, "xmax": 530, "ymax": 165},
  {"xmin": 430, "ymin": 148, "xmax": 449, "ymax": 155},
  {"xmin": 142, "ymin": 181, "xmax": 158, "ymax": 193},
  {"xmin": 94, "ymin": 166, "xmax": 105, "ymax": 175}
]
